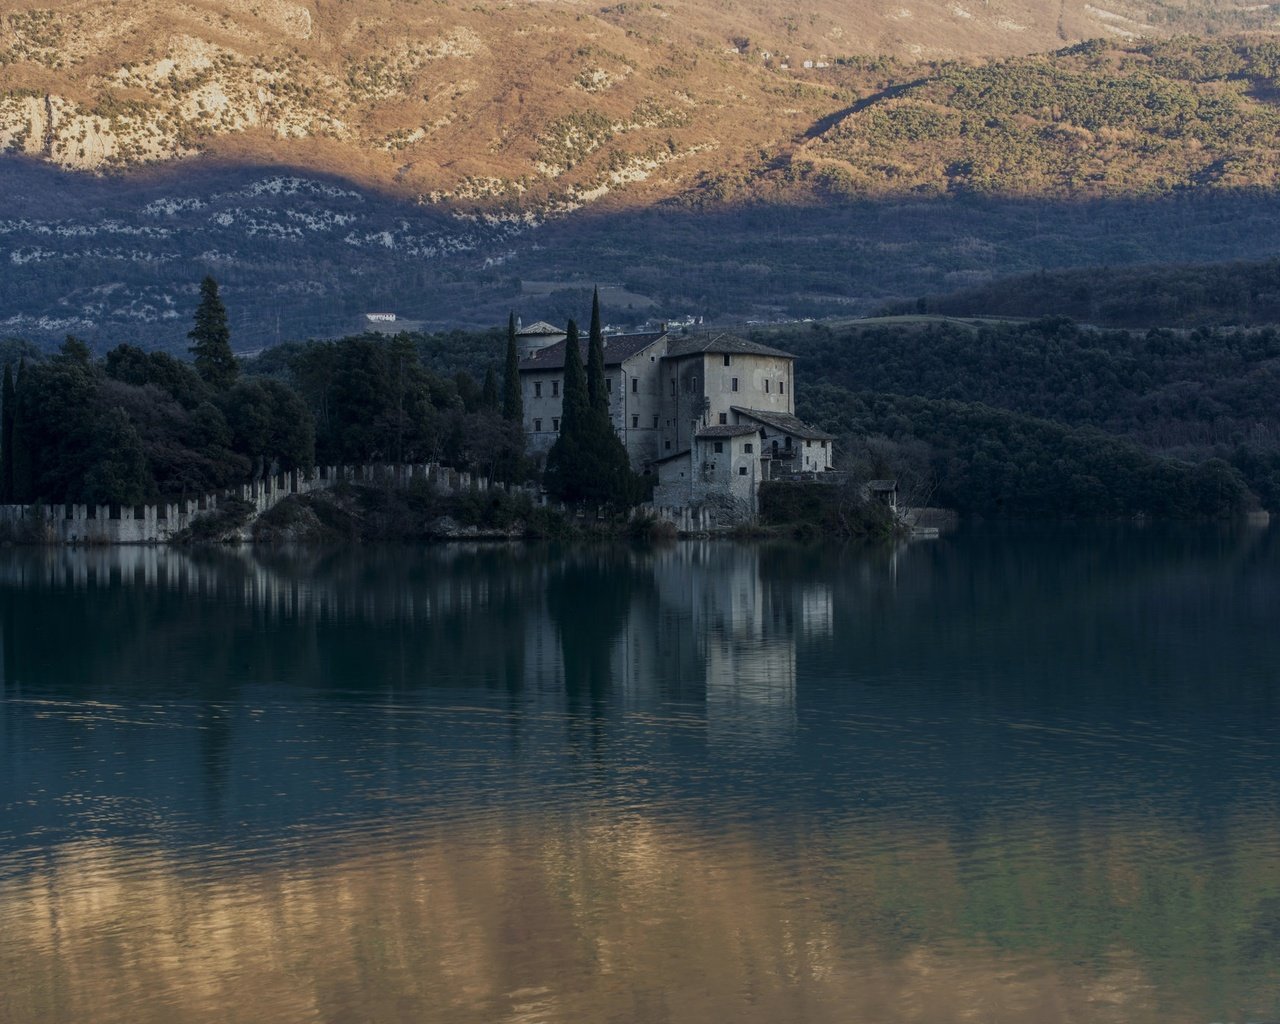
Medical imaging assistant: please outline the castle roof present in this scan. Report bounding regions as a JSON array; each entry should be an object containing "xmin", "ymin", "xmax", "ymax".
[
  {"xmin": 518, "ymin": 332, "xmax": 665, "ymax": 371},
  {"xmin": 731, "ymin": 407, "xmax": 834, "ymax": 440},
  {"xmin": 515, "ymin": 320, "xmax": 565, "ymax": 337},
  {"xmin": 696, "ymin": 424, "xmax": 760, "ymax": 439},
  {"xmin": 663, "ymin": 333, "xmax": 793, "ymax": 360}
]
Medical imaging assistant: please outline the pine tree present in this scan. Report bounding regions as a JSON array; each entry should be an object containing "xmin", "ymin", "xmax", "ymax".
[
  {"xmin": 188, "ymin": 276, "xmax": 238, "ymax": 390},
  {"xmin": 587, "ymin": 287, "xmax": 608, "ymax": 417},
  {"xmin": 502, "ymin": 311, "xmax": 523, "ymax": 423},
  {"xmin": 1, "ymin": 364, "xmax": 14, "ymax": 503}
]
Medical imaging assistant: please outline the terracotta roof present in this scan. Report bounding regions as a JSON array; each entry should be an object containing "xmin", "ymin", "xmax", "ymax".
[
  {"xmin": 731, "ymin": 407, "xmax": 834, "ymax": 440},
  {"xmin": 696, "ymin": 424, "xmax": 760, "ymax": 439},
  {"xmin": 663, "ymin": 333, "xmax": 793, "ymax": 359},
  {"xmin": 519, "ymin": 332, "xmax": 665, "ymax": 371}
]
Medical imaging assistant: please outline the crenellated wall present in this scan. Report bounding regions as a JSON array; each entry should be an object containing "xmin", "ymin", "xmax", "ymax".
[{"xmin": 0, "ymin": 463, "xmax": 545, "ymax": 545}]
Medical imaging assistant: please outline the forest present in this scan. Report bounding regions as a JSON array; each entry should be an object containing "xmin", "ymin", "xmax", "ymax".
[
  {"xmin": 757, "ymin": 316, "xmax": 1278, "ymax": 513},
  {"xmin": 1, "ymin": 276, "xmax": 1273, "ymax": 519},
  {"xmin": 889, "ymin": 258, "xmax": 1280, "ymax": 328},
  {"xmin": 0, "ymin": 283, "xmax": 524, "ymax": 508}
]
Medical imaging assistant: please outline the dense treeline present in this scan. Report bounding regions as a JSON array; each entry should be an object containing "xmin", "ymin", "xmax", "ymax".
[
  {"xmin": 0, "ymin": 282, "xmax": 528, "ymax": 507},
  {"xmin": 0, "ymin": 336, "xmax": 310, "ymax": 506},
  {"xmin": 889, "ymin": 259, "xmax": 1280, "ymax": 329},
  {"xmin": 802, "ymin": 385, "xmax": 1255, "ymax": 519},
  {"xmin": 766, "ymin": 317, "xmax": 1280, "ymax": 510},
  {"xmin": 249, "ymin": 331, "xmax": 525, "ymax": 482}
]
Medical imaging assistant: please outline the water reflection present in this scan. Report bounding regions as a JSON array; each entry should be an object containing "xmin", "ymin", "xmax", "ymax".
[{"xmin": 1, "ymin": 528, "xmax": 1279, "ymax": 1023}]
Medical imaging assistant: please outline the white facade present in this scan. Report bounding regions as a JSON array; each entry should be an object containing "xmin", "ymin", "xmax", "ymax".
[{"xmin": 518, "ymin": 330, "xmax": 834, "ymax": 513}]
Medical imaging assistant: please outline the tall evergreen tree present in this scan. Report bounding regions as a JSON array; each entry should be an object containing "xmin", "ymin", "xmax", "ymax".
[
  {"xmin": 498, "ymin": 312, "xmax": 526, "ymax": 483},
  {"xmin": 188, "ymin": 276, "xmax": 238, "ymax": 390},
  {"xmin": 545, "ymin": 319, "xmax": 638, "ymax": 510},
  {"xmin": 9, "ymin": 359, "xmax": 32, "ymax": 503},
  {"xmin": 544, "ymin": 321, "xmax": 586, "ymax": 501},
  {"xmin": 1, "ymin": 364, "xmax": 14, "ymax": 503},
  {"xmin": 481, "ymin": 366, "xmax": 499, "ymax": 411},
  {"xmin": 502, "ymin": 311, "xmax": 523, "ymax": 423},
  {"xmin": 560, "ymin": 320, "xmax": 588, "ymax": 435},
  {"xmin": 587, "ymin": 287, "xmax": 608, "ymax": 417}
]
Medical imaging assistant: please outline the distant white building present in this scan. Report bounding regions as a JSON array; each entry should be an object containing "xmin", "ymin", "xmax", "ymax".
[{"xmin": 517, "ymin": 328, "xmax": 834, "ymax": 517}]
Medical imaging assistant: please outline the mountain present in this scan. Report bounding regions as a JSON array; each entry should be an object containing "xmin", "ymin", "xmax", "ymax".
[
  {"xmin": 3, "ymin": 0, "xmax": 1278, "ymax": 190},
  {"xmin": 2, "ymin": 2, "xmax": 1280, "ymax": 348}
]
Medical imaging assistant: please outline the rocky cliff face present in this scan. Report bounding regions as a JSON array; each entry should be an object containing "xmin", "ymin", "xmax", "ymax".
[
  {"xmin": 1, "ymin": 1, "xmax": 1279, "ymax": 349},
  {"xmin": 2, "ymin": 0, "xmax": 1276, "ymax": 191}
]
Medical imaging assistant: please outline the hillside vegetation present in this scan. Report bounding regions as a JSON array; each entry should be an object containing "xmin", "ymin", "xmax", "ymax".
[
  {"xmin": 794, "ymin": 37, "xmax": 1280, "ymax": 198},
  {"xmin": 888, "ymin": 259, "xmax": 1280, "ymax": 328},
  {"xmin": 752, "ymin": 317, "xmax": 1280, "ymax": 510}
]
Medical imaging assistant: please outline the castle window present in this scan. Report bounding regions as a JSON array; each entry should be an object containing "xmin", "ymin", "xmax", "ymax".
[
  {"xmin": 731, "ymin": 378, "xmax": 739, "ymax": 392},
  {"xmin": 552, "ymin": 380, "xmax": 560, "ymax": 397},
  {"xmin": 534, "ymin": 382, "xmax": 542, "ymax": 398},
  {"xmin": 671, "ymin": 379, "xmax": 676, "ymax": 396},
  {"xmin": 607, "ymin": 378, "xmax": 613, "ymax": 394},
  {"xmin": 738, "ymin": 466, "xmax": 748, "ymax": 476},
  {"xmin": 765, "ymin": 379, "xmax": 771, "ymax": 393},
  {"xmin": 632, "ymin": 415, "xmax": 639, "ymax": 428},
  {"xmin": 719, "ymin": 413, "xmax": 727, "ymax": 425},
  {"xmin": 553, "ymin": 417, "xmax": 560, "ymax": 432},
  {"xmin": 714, "ymin": 442, "xmax": 724, "ymax": 454},
  {"xmin": 632, "ymin": 378, "xmax": 638, "ymax": 394},
  {"xmin": 665, "ymin": 440, "xmax": 671, "ymax": 450},
  {"xmin": 779, "ymin": 380, "xmax": 786, "ymax": 395},
  {"xmin": 653, "ymin": 416, "xmax": 659, "ymax": 429},
  {"xmin": 534, "ymin": 418, "xmax": 542, "ymax": 431},
  {"xmin": 744, "ymin": 443, "xmax": 753, "ymax": 454},
  {"xmin": 723, "ymin": 354, "xmax": 732, "ymax": 366}
]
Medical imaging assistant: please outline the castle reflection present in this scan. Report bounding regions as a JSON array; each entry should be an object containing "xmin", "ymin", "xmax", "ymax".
[
  {"xmin": 2, "ymin": 531, "xmax": 1279, "ymax": 1024},
  {"xmin": 0, "ymin": 542, "xmax": 837, "ymax": 740}
]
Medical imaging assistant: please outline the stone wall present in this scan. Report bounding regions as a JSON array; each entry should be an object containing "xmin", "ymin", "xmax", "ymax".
[{"xmin": 0, "ymin": 463, "xmax": 545, "ymax": 545}]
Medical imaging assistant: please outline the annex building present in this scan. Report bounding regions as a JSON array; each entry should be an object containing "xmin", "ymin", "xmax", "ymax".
[{"xmin": 517, "ymin": 326, "xmax": 833, "ymax": 515}]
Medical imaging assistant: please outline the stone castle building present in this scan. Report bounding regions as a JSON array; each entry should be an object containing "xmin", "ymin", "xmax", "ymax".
[{"xmin": 517, "ymin": 327, "xmax": 833, "ymax": 514}]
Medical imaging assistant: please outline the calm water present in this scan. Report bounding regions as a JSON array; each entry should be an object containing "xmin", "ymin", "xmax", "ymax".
[{"xmin": 1, "ymin": 528, "xmax": 1278, "ymax": 1024}]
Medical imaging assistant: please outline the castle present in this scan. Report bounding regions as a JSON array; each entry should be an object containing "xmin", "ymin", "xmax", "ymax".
[{"xmin": 516, "ymin": 321, "xmax": 834, "ymax": 515}]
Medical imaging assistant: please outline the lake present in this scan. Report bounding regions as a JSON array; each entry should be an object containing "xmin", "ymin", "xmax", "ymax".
[{"xmin": 1, "ymin": 527, "xmax": 1278, "ymax": 1023}]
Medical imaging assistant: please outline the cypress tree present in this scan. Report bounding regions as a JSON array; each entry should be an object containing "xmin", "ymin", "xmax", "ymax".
[
  {"xmin": 587, "ymin": 287, "xmax": 608, "ymax": 417},
  {"xmin": 544, "ymin": 321, "xmax": 587, "ymax": 501},
  {"xmin": 188, "ymin": 276, "xmax": 237, "ymax": 390},
  {"xmin": 481, "ymin": 366, "xmax": 499, "ymax": 411},
  {"xmin": 499, "ymin": 312, "xmax": 526, "ymax": 483},
  {"xmin": 1, "ymin": 364, "xmax": 13, "ymax": 503},
  {"xmin": 10, "ymin": 360, "xmax": 33, "ymax": 503},
  {"xmin": 502, "ymin": 311, "xmax": 523, "ymax": 423},
  {"xmin": 545, "ymin": 318, "xmax": 638, "ymax": 511},
  {"xmin": 560, "ymin": 320, "xmax": 588, "ymax": 435}
]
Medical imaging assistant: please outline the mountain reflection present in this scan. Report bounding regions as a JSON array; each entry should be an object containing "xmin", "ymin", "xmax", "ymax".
[
  {"xmin": 2, "ymin": 529, "xmax": 1279, "ymax": 1023},
  {"xmin": 2, "ymin": 808, "xmax": 1277, "ymax": 1024}
]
